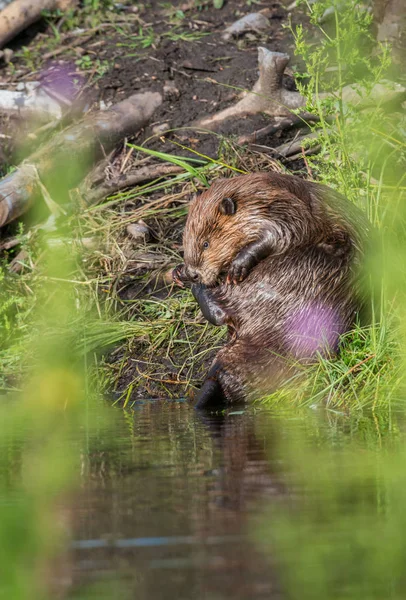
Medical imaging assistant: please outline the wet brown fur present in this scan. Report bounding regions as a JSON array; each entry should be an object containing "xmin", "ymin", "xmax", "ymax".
[
  {"xmin": 181, "ymin": 172, "xmax": 368, "ymax": 405},
  {"xmin": 184, "ymin": 172, "xmax": 361, "ymax": 287}
]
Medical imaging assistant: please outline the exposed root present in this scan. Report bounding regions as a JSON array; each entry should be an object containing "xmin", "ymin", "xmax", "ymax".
[{"xmin": 194, "ymin": 48, "xmax": 305, "ymax": 131}]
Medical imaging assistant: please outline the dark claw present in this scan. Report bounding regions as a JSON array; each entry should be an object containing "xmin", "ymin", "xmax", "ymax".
[
  {"xmin": 191, "ymin": 284, "xmax": 228, "ymax": 326},
  {"xmin": 172, "ymin": 263, "xmax": 187, "ymax": 287},
  {"xmin": 227, "ymin": 259, "xmax": 249, "ymax": 286}
]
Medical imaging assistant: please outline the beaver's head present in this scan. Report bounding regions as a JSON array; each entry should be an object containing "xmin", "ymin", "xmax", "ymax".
[
  {"xmin": 182, "ymin": 172, "xmax": 363, "ymax": 288},
  {"xmin": 183, "ymin": 175, "xmax": 273, "ymax": 287}
]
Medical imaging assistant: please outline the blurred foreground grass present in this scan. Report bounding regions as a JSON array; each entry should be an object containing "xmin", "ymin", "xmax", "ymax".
[{"xmin": 0, "ymin": 245, "xmax": 112, "ymax": 598}]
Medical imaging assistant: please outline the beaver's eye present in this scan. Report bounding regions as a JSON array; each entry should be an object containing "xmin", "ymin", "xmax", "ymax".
[{"xmin": 203, "ymin": 241, "xmax": 209, "ymax": 250}]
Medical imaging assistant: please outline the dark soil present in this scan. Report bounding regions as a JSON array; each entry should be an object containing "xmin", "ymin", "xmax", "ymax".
[{"xmin": 0, "ymin": 0, "xmax": 311, "ymax": 163}]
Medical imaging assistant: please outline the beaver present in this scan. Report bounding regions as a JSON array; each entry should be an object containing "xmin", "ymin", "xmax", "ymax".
[{"xmin": 173, "ymin": 172, "xmax": 368, "ymax": 409}]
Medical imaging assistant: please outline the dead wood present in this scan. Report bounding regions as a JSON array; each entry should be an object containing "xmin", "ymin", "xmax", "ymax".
[
  {"xmin": 374, "ymin": 0, "xmax": 406, "ymax": 63},
  {"xmin": 273, "ymin": 131, "xmax": 320, "ymax": 158},
  {"xmin": 193, "ymin": 41, "xmax": 404, "ymax": 135},
  {"xmin": 237, "ymin": 113, "xmax": 322, "ymax": 145},
  {"xmin": 0, "ymin": 91, "xmax": 162, "ymax": 227},
  {"xmin": 0, "ymin": 0, "xmax": 78, "ymax": 48},
  {"xmin": 80, "ymin": 163, "xmax": 184, "ymax": 206},
  {"xmin": 194, "ymin": 47, "xmax": 305, "ymax": 131}
]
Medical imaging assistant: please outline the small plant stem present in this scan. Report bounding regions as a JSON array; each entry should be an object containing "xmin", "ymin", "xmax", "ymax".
[{"xmin": 334, "ymin": 8, "xmax": 344, "ymax": 123}]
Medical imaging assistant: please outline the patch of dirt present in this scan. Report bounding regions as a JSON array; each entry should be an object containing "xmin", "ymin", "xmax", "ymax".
[
  {"xmin": 96, "ymin": 0, "xmax": 307, "ymax": 157},
  {"xmin": 0, "ymin": 0, "xmax": 311, "ymax": 161}
]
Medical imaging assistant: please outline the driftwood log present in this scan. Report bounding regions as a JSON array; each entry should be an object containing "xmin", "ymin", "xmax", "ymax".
[
  {"xmin": 0, "ymin": 0, "xmax": 77, "ymax": 48},
  {"xmin": 0, "ymin": 91, "xmax": 162, "ymax": 227}
]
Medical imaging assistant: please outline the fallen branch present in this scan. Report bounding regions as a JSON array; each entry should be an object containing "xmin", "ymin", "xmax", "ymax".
[
  {"xmin": 80, "ymin": 163, "xmax": 184, "ymax": 206},
  {"xmin": 0, "ymin": 0, "xmax": 77, "ymax": 48},
  {"xmin": 194, "ymin": 47, "xmax": 305, "ymax": 130},
  {"xmin": 237, "ymin": 113, "xmax": 322, "ymax": 145},
  {"xmin": 0, "ymin": 91, "xmax": 162, "ymax": 227},
  {"xmin": 273, "ymin": 132, "xmax": 320, "ymax": 158}
]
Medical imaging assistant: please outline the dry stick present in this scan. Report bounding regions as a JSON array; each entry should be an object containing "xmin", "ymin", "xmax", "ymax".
[
  {"xmin": 81, "ymin": 164, "xmax": 184, "ymax": 206},
  {"xmin": 273, "ymin": 132, "xmax": 320, "ymax": 158},
  {"xmin": 42, "ymin": 34, "xmax": 94, "ymax": 61},
  {"xmin": 0, "ymin": 91, "xmax": 162, "ymax": 227},
  {"xmin": 238, "ymin": 113, "xmax": 321, "ymax": 145},
  {"xmin": 0, "ymin": 0, "xmax": 77, "ymax": 48},
  {"xmin": 288, "ymin": 145, "xmax": 321, "ymax": 161},
  {"xmin": 42, "ymin": 23, "xmax": 117, "ymax": 60},
  {"xmin": 194, "ymin": 48, "xmax": 305, "ymax": 131}
]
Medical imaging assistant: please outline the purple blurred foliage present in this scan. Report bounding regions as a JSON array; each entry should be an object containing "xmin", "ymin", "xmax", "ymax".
[
  {"xmin": 40, "ymin": 62, "xmax": 84, "ymax": 105},
  {"xmin": 285, "ymin": 303, "xmax": 343, "ymax": 358}
]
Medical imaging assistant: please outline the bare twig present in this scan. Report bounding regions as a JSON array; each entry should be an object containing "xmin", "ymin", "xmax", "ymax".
[
  {"xmin": 238, "ymin": 113, "xmax": 321, "ymax": 145},
  {"xmin": 273, "ymin": 131, "xmax": 320, "ymax": 158},
  {"xmin": 80, "ymin": 164, "xmax": 184, "ymax": 205}
]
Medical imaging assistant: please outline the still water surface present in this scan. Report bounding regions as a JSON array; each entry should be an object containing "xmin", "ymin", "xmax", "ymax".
[{"xmin": 68, "ymin": 401, "xmax": 406, "ymax": 600}]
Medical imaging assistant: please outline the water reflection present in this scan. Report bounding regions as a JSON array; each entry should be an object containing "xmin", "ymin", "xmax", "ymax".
[
  {"xmin": 60, "ymin": 401, "xmax": 405, "ymax": 600},
  {"xmin": 71, "ymin": 402, "xmax": 281, "ymax": 599},
  {"xmin": 257, "ymin": 409, "xmax": 406, "ymax": 600}
]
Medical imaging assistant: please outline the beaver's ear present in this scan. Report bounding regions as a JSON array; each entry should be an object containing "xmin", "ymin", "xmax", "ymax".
[{"xmin": 219, "ymin": 197, "xmax": 237, "ymax": 216}]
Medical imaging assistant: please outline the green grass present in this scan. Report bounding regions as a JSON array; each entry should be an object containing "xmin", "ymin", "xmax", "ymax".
[
  {"xmin": 115, "ymin": 24, "xmax": 209, "ymax": 58},
  {"xmin": 261, "ymin": 319, "xmax": 403, "ymax": 412}
]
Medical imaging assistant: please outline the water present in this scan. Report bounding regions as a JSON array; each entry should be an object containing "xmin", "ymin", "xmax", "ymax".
[
  {"xmin": 64, "ymin": 401, "xmax": 406, "ymax": 600},
  {"xmin": 72, "ymin": 403, "xmax": 281, "ymax": 599},
  {"xmin": 1, "ymin": 396, "xmax": 405, "ymax": 599}
]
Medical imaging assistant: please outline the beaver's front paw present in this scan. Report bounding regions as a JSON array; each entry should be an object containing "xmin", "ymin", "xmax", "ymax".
[
  {"xmin": 226, "ymin": 252, "xmax": 255, "ymax": 284},
  {"xmin": 172, "ymin": 263, "xmax": 188, "ymax": 287}
]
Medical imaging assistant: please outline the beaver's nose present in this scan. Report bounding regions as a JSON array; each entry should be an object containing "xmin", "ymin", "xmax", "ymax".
[{"xmin": 187, "ymin": 267, "xmax": 200, "ymax": 282}]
